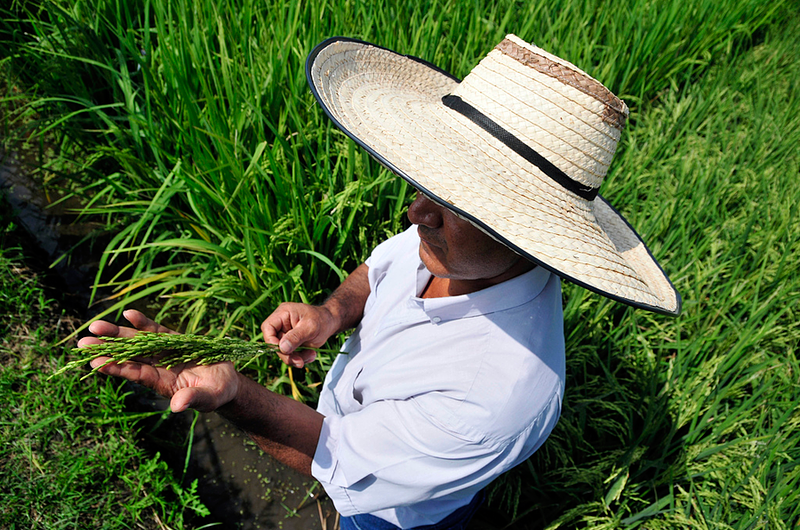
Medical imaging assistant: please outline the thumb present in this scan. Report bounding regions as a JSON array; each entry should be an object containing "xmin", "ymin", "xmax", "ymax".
[
  {"xmin": 279, "ymin": 315, "xmax": 331, "ymax": 354},
  {"xmin": 279, "ymin": 328, "xmax": 307, "ymax": 354},
  {"xmin": 170, "ymin": 387, "xmax": 221, "ymax": 413}
]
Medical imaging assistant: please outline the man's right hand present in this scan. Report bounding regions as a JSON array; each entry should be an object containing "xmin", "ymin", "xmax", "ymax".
[
  {"xmin": 77, "ymin": 309, "xmax": 241, "ymax": 413},
  {"xmin": 261, "ymin": 303, "xmax": 339, "ymax": 368},
  {"xmin": 262, "ymin": 263, "xmax": 371, "ymax": 369}
]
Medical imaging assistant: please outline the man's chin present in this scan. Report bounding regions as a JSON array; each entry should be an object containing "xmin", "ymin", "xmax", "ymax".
[{"xmin": 418, "ymin": 243, "xmax": 451, "ymax": 278}]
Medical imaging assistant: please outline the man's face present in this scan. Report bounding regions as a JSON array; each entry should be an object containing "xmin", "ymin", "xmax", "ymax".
[{"xmin": 407, "ymin": 191, "xmax": 527, "ymax": 282}]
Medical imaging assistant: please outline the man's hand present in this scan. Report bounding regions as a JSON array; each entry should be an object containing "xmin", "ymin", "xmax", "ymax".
[
  {"xmin": 80, "ymin": 309, "xmax": 323, "ymax": 475},
  {"xmin": 261, "ymin": 303, "xmax": 339, "ymax": 368},
  {"xmin": 261, "ymin": 263, "xmax": 372, "ymax": 368},
  {"xmin": 77, "ymin": 309, "xmax": 240, "ymax": 413}
]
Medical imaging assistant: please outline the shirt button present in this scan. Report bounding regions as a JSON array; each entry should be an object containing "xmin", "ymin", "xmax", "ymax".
[{"xmin": 431, "ymin": 316, "xmax": 442, "ymax": 324}]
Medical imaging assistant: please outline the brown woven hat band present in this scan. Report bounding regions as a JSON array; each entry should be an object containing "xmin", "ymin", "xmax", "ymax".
[
  {"xmin": 495, "ymin": 38, "xmax": 628, "ymax": 129},
  {"xmin": 442, "ymin": 94, "xmax": 599, "ymax": 201}
]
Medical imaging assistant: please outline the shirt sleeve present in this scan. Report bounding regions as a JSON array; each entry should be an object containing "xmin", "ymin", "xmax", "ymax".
[{"xmin": 311, "ymin": 389, "xmax": 561, "ymax": 517}]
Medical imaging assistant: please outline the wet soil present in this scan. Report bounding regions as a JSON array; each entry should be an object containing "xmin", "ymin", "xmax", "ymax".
[{"xmin": 130, "ymin": 391, "xmax": 338, "ymax": 530}]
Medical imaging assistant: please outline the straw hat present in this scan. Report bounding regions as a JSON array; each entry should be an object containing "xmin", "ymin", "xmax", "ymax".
[{"xmin": 306, "ymin": 35, "xmax": 681, "ymax": 315}]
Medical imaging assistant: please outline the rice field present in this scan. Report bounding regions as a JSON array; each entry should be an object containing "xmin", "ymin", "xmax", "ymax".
[{"xmin": 1, "ymin": 0, "xmax": 799, "ymax": 527}]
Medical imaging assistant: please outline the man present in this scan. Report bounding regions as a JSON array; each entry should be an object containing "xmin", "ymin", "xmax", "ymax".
[{"xmin": 81, "ymin": 35, "xmax": 680, "ymax": 529}]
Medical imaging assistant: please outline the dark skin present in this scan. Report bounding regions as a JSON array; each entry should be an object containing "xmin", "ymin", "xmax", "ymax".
[
  {"xmin": 408, "ymin": 192, "xmax": 534, "ymax": 298},
  {"xmin": 79, "ymin": 191, "xmax": 533, "ymax": 477}
]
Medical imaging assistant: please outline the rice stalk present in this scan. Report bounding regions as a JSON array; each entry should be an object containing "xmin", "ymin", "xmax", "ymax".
[{"xmin": 51, "ymin": 332, "xmax": 339, "ymax": 379}]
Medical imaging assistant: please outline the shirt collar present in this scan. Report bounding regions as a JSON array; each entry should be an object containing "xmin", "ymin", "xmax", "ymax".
[{"xmin": 411, "ymin": 264, "xmax": 552, "ymax": 324}]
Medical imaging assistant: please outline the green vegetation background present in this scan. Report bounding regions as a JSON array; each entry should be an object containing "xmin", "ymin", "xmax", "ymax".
[
  {"xmin": 1, "ymin": 0, "xmax": 798, "ymax": 528},
  {"xmin": 0, "ymin": 208, "xmax": 209, "ymax": 528}
]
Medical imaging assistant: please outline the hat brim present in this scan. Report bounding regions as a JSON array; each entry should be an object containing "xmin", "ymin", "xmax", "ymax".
[{"xmin": 306, "ymin": 37, "xmax": 681, "ymax": 316}]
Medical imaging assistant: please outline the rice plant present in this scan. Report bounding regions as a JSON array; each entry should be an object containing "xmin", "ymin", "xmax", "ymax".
[{"xmin": 53, "ymin": 332, "xmax": 339, "ymax": 376}]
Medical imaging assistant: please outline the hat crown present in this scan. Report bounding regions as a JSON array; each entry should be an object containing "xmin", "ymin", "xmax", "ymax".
[{"xmin": 451, "ymin": 35, "xmax": 629, "ymax": 197}]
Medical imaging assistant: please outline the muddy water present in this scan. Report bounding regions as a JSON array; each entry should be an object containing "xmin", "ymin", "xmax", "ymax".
[
  {"xmin": 132, "ymin": 392, "xmax": 338, "ymax": 530},
  {"xmin": 1, "ymin": 152, "xmax": 339, "ymax": 529},
  {"xmin": 192, "ymin": 413, "xmax": 338, "ymax": 529},
  {"xmin": 0, "ymin": 151, "xmax": 102, "ymax": 306}
]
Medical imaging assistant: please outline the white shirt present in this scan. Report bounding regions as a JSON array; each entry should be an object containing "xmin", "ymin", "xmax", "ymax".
[{"xmin": 312, "ymin": 226, "xmax": 565, "ymax": 528}]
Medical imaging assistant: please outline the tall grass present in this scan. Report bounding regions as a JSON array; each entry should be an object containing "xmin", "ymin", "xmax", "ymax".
[{"xmin": 2, "ymin": 0, "xmax": 799, "ymax": 527}]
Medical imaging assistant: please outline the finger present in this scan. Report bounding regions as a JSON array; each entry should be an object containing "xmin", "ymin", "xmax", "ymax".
[
  {"xmin": 89, "ymin": 356, "xmax": 113, "ymax": 369},
  {"xmin": 276, "ymin": 349, "xmax": 317, "ymax": 368},
  {"xmin": 83, "ymin": 310, "xmax": 175, "ymax": 345},
  {"xmin": 261, "ymin": 311, "xmax": 290, "ymax": 346},
  {"xmin": 87, "ymin": 319, "xmax": 140, "ymax": 339},
  {"xmin": 87, "ymin": 320, "xmax": 121, "ymax": 337},
  {"xmin": 277, "ymin": 351, "xmax": 302, "ymax": 368},
  {"xmin": 278, "ymin": 325, "xmax": 322, "ymax": 354},
  {"xmin": 300, "ymin": 350, "xmax": 317, "ymax": 365},
  {"xmin": 123, "ymin": 309, "xmax": 178, "ymax": 334},
  {"xmin": 78, "ymin": 336, "xmax": 106, "ymax": 348},
  {"xmin": 91, "ymin": 356, "xmax": 166, "ymax": 388}
]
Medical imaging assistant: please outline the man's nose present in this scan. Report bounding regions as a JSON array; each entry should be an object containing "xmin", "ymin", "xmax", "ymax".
[{"xmin": 407, "ymin": 192, "xmax": 444, "ymax": 228}]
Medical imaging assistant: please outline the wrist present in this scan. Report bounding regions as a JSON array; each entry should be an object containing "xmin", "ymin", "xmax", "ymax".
[
  {"xmin": 217, "ymin": 371, "xmax": 251, "ymax": 418},
  {"xmin": 317, "ymin": 302, "xmax": 344, "ymax": 337}
]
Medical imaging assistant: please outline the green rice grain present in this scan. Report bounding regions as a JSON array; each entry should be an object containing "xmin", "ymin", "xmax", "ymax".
[{"xmin": 51, "ymin": 333, "xmax": 337, "ymax": 379}]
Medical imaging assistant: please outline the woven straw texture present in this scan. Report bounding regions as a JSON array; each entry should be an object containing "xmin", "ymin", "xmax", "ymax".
[{"xmin": 308, "ymin": 35, "xmax": 680, "ymax": 315}]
